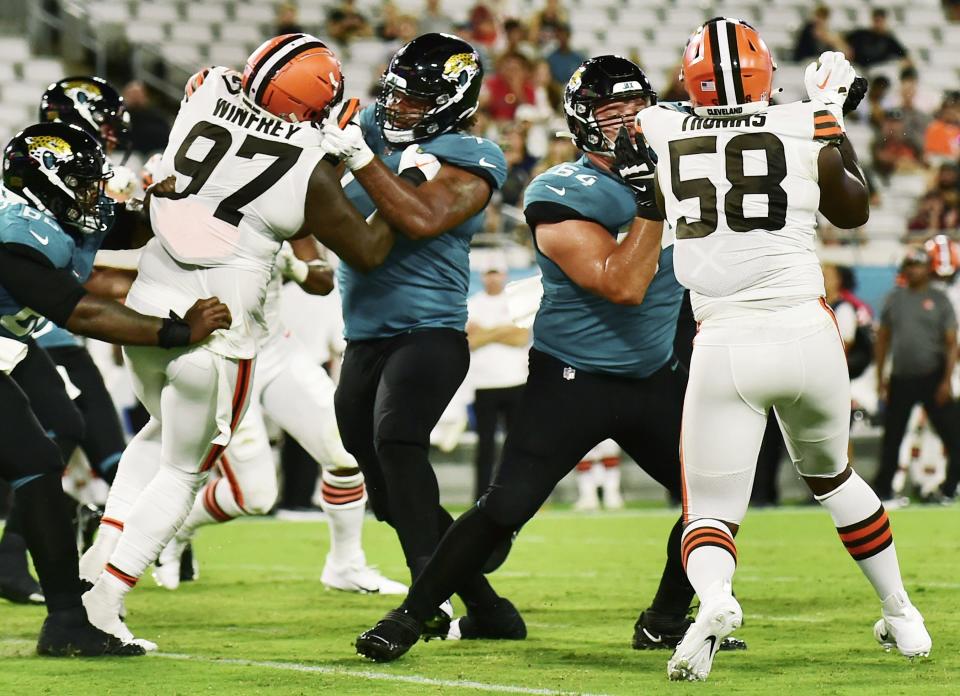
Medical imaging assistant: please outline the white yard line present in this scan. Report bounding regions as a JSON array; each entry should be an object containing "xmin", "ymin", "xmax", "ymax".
[{"xmin": 153, "ymin": 652, "xmax": 609, "ymax": 695}]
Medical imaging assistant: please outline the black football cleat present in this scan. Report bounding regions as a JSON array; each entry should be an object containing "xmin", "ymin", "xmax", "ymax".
[
  {"xmin": 180, "ymin": 543, "xmax": 198, "ymax": 582},
  {"xmin": 356, "ymin": 609, "xmax": 422, "ymax": 662},
  {"xmin": 449, "ymin": 598, "xmax": 527, "ymax": 640},
  {"xmin": 633, "ymin": 609, "xmax": 747, "ymax": 651},
  {"xmin": 421, "ymin": 601, "xmax": 453, "ymax": 641},
  {"xmin": 0, "ymin": 544, "xmax": 44, "ymax": 605},
  {"xmin": 37, "ymin": 607, "xmax": 145, "ymax": 657}
]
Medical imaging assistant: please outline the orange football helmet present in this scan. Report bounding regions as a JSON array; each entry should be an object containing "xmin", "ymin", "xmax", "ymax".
[
  {"xmin": 242, "ymin": 33, "xmax": 344, "ymax": 123},
  {"xmin": 924, "ymin": 234, "xmax": 960, "ymax": 279},
  {"xmin": 681, "ymin": 17, "xmax": 776, "ymax": 118}
]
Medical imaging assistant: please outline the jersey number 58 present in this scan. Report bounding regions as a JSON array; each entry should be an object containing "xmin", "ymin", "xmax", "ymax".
[{"xmin": 669, "ymin": 132, "xmax": 787, "ymax": 239}]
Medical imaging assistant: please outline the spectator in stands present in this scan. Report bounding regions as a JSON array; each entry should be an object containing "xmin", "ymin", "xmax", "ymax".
[
  {"xmin": 846, "ymin": 8, "xmax": 909, "ymax": 69},
  {"xmin": 924, "ymin": 91, "xmax": 960, "ymax": 164},
  {"xmin": 275, "ymin": 3, "xmax": 304, "ymax": 35},
  {"xmin": 420, "ymin": 0, "xmax": 454, "ymax": 35},
  {"xmin": 327, "ymin": 0, "xmax": 373, "ymax": 44},
  {"xmin": 529, "ymin": 0, "xmax": 568, "ymax": 46},
  {"xmin": 378, "ymin": 14, "xmax": 420, "ymax": 69},
  {"xmin": 908, "ymin": 190, "xmax": 960, "ymax": 233},
  {"xmin": 531, "ymin": 135, "xmax": 577, "ymax": 178},
  {"xmin": 871, "ymin": 109, "xmax": 925, "ymax": 180},
  {"xmin": 466, "ymin": 258, "xmax": 530, "ymax": 499},
  {"xmin": 515, "ymin": 59, "xmax": 562, "ymax": 158},
  {"xmin": 865, "ymin": 74, "xmax": 892, "ymax": 129},
  {"xmin": 500, "ymin": 124, "xmax": 537, "ymax": 206},
  {"xmin": 482, "ymin": 51, "xmax": 536, "ymax": 122},
  {"xmin": 545, "ymin": 23, "xmax": 584, "ymax": 85},
  {"xmin": 121, "ymin": 81, "xmax": 169, "ymax": 157},
  {"xmin": 502, "ymin": 18, "xmax": 536, "ymax": 61},
  {"xmin": 467, "ymin": 3, "xmax": 499, "ymax": 49},
  {"xmin": 874, "ymin": 248, "xmax": 960, "ymax": 504},
  {"xmin": 793, "ymin": 5, "xmax": 849, "ymax": 62},
  {"xmin": 888, "ymin": 66, "xmax": 939, "ymax": 115},
  {"xmin": 890, "ymin": 67, "xmax": 932, "ymax": 152}
]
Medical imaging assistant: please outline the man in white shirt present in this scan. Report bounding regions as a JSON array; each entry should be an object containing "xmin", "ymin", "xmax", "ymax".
[{"xmin": 466, "ymin": 261, "xmax": 530, "ymax": 499}]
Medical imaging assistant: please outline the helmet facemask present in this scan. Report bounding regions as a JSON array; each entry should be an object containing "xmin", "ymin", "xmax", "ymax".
[{"xmin": 566, "ymin": 92, "xmax": 656, "ymax": 156}]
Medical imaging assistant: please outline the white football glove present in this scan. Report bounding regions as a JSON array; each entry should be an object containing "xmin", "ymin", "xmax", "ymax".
[
  {"xmin": 276, "ymin": 241, "xmax": 309, "ymax": 283},
  {"xmin": 804, "ymin": 51, "xmax": 856, "ymax": 107},
  {"xmin": 398, "ymin": 144, "xmax": 441, "ymax": 183},
  {"xmin": 321, "ymin": 116, "xmax": 374, "ymax": 171},
  {"xmin": 105, "ymin": 165, "xmax": 137, "ymax": 202}
]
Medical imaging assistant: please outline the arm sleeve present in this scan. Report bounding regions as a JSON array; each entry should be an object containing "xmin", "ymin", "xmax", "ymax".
[
  {"xmin": 524, "ymin": 201, "xmax": 595, "ymax": 229},
  {"xmin": 0, "ymin": 244, "xmax": 87, "ymax": 325}
]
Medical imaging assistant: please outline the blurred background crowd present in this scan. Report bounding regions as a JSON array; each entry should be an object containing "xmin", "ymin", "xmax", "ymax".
[{"xmin": 0, "ymin": 0, "xmax": 959, "ymax": 510}]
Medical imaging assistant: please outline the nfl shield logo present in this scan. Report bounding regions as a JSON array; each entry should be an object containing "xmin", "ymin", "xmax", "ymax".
[{"xmin": 563, "ymin": 366, "xmax": 576, "ymax": 381}]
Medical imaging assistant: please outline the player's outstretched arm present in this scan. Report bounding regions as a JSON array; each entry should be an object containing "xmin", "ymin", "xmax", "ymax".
[
  {"xmin": 301, "ymin": 160, "xmax": 394, "ymax": 273},
  {"xmin": 0, "ymin": 244, "xmax": 230, "ymax": 347},
  {"xmin": 345, "ymin": 157, "xmax": 490, "ymax": 240},
  {"xmin": 535, "ymin": 217, "xmax": 663, "ymax": 306},
  {"xmin": 817, "ymin": 140, "xmax": 869, "ymax": 229}
]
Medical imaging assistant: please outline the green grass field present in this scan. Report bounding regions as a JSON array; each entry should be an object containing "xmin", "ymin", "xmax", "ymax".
[{"xmin": 1, "ymin": 505, "xmax": 956, "ymax": 695}]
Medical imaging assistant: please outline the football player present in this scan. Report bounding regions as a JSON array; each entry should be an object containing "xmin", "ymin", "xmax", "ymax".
[
  {"xmin": 351, "ymin": 55, "xmax": 741, "ymax": 662},
  {"xmin": 635, "ymin": 18, "xmax": 929, "ymax": 680},
  {"xmin": 0, "ymin": 121, "xmax": 229, "ymax": 655},
  {"xmin": 319, "ymin": 33, "xmax": 514, "ymax": 637},
  {"xmin": 79, "ymin": 34, "xmax": 395, "ymax": 648},
  {"xmin": 151, "ymin": 237, "xmax": 405, "ymax": 595}
]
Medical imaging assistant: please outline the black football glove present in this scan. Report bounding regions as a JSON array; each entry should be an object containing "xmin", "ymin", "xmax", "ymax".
[
  {"xmin": 842, "ymin": 76, "xmax": 868, "ymax": 115},
  {"xmin": 612, "ymin": 127, "xmax": 663, "ymax": 221}
]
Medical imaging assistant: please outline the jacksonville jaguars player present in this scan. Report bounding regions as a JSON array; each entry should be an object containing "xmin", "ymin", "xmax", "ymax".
[
  {"xmin": 352, "ymin": 55, "xmax": 742, "ymax": 662},
  {"xmin": 0, "ymin": 122, "xmax": 229, "ymax": 655},
  {"xmin": 320, "ymin": 33, "xmax": 519, "ymax": 637},
  {"xmin": 0, "ymin": 77, "xmax": 136, "ymax": 607}
]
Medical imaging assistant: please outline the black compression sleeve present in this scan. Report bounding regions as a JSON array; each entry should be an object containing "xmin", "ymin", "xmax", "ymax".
[
  {"xmin": 524, "ymin": 201, "xmax": 596, "ymax": 229},
  {"xmin": 0, "ymin": 244, "xmax": 87, "ymax": 326}
]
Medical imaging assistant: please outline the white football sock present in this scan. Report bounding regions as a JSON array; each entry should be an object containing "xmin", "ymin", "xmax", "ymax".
[
  {"xmin": 318, "ymin": 469, "xmax": 366, "ymax": 566},
  {"xmin": 106, "ymin": 466, "xmax": 204, "ymax": 585},
  {"xmin": 815, "ymin": 471, "xmax": 906, "ymax": 602},
  {"xmin": 682, "ymin": 519, "xmax": 737, "ymax": 601}
]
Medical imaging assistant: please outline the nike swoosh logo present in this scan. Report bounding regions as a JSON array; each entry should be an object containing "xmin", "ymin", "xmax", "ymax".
[
  {"xmin": 29, "ymin": 229, "xmax": 49, "ymax": 245},
  {"xmin": 478, "ymin": 157, "xmax": 497, "ymax": 168},
  {"xmin": 706, "ymin": 635, "xmax": 718, "ymax": 654},
  {"xmin": 817, "ymin": 70, "xmax": 831, "ymax": 90},
  {"xmin": 545, "ymin": 185, "xmax": 565, "ymax": 196},
  {"xmin": 642, "ymin": 628, "xmax": 663, "ymax": 643},
  {"xmin": 635, "ymin": 184, "xmax": 648, "ymax": 192}
]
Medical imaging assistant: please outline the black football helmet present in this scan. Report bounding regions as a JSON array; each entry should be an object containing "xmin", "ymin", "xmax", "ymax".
[
  {"xmin": 39, "ymin": 76, "xmax": 130, "ymax": 155},
  {"xmin": 563, "ymin": 55, "xmax": 656, "ymax": 155},
  {"xmin": 376, "ymin": 33, "xmax": 483, "ymax": 145},
  {"xmin": 3, "ymin": 122, "xmax": 115, "ymax": 235}
]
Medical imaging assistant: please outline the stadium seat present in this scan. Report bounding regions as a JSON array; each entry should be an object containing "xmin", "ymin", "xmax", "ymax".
[
  {"xmin": 171, "ymin": 24, "xmax": 216, "ymax": 45},
  {"xmin": 208, "ymin": 44, "xmax": 249, "ymax": 69},
  {"xmin": 135, "ymin": 4, "xmax": 180, "ymax": 24},
  {"xmin": 161, "ymin": 43, "xmax": 203, "ymax": 67},
  {"xmin": 233, "ymin": 3, "xmax": 274, "ymax": 24},
  {"xmin": 126, "ymin": 23, "xmax": 167, "ymax": 45},
  {"xmin": 21, "ymin": 59, "xmax": 65, "ymax": 86},
  {"xmin": 218, "ymin": 23, "xmax": 266, "ymax": 46},
  {"xmin": 186, "ymin": 5, "xmax": 232, "ymax": 24},
  {"xmin": 0, "ymin": 83, "xmax": 44, "ymax": 107}
]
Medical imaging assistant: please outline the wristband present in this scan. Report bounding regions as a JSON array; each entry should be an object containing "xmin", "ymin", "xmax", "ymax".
[{"xmin": 157, "ymin": 312, "xmax": 191, "ymax": 348}]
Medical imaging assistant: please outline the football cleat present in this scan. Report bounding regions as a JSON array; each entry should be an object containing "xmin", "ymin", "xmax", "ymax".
[
  {"xmin": 37, "ymin": 606, "xmax": 144, "ymax": 657},
  {"xmin": 355, "ymin": 609, "xmax": 422, "ymax": 662},
  {"xmin": 422, "ymin": 600, "xmax": 454, "ymax": 641},
  {"xmin": 667, "ymin": 593, "xmax": 742, "ymax": 682},
  {"xmin": 447, "ymin": 598, "xmax": 527, "ymax": 640},
  {"xmin": 153, "ymin": 538, "xmax": 195, "ymax": 590},
  {"xmin": 633, "ymin": 609, "xmax": 747, "ymax": 651},
  {"xmin": 874, "ymin": 590, "xmax": 932, "ymax": 658},
  {"xmin": 321, "ymin": 558, "xmax": 407, "ymax": 595},
  {"xmin": 0, "ymin": 546, "xmax": 44, "ymax": 605},
  {"xmin": 82, "ymin": 585, "xmax": 157, "ymax": 652}
]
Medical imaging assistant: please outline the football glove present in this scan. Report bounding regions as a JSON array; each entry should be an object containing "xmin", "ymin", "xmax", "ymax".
[
  {"xmin": 804, "ymin": 51, "xmax": 856, "ymax": 107},
  {"xmin": 276, "ymin": 241, "xmax": 309, "ymax": 283},
  {"xmin": 321, "ymin": 115, "xmax": 374, "ymax": 171},
  {"xmin": 612, "ymin": 127, "xmax": 662, "ymax": 221},
  {"xmin": 842, "ymin": 76, "xmax": 869, "ymax": 115}
]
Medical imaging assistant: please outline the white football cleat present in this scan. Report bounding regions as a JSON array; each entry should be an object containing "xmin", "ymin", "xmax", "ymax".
[
  {"xmin": 321, "ymin": 558, "xmax": 408, "ymax": 595},
  {"xmin": 874, "ymin": 590, "xmax": 931, "ymax": 658},
  {"xmin": 667, "ymin": 593, "xmax": 742, "ymax": 682},
  {"xmin": 152, "ymin": 535, "xmax": 188, "ymax": 591},
  {"xmin": 82, "ymin": 585, "xmax": 158, "ymax": 652}
]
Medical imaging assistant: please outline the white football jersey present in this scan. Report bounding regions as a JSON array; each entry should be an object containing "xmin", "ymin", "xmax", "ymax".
[
  {"xmin": 149, "ymin": 66, "xmax": 326, "ymax": 271},
  {"xmin": 640, "ymin": 100, "xmax": 845, "ymax": 321}
]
